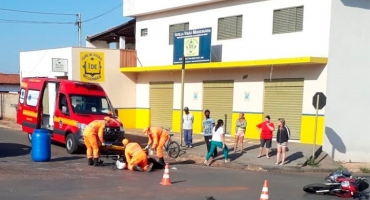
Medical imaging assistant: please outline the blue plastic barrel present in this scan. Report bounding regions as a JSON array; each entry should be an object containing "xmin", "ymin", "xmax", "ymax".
[{"xmin": 31, "ymin": 129, "xmax": 51, "ymax": 162}]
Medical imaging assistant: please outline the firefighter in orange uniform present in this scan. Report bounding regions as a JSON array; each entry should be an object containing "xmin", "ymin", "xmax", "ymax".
[
  {"xmin": 122, "ymin": 139, "xmax": 153, "ymax": 172},
  {"xmin": 143, "ymin": 127, "xmax": 169, "ymax": 167},
  {"xmin": 83, "ymin": 116, "xmax": 112, "ymax": 166}
]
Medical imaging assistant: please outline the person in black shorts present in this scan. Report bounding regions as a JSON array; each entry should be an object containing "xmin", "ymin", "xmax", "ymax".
[{"xmin": 256, "ymin": 115, "xmax": 275, "ymax": 159}]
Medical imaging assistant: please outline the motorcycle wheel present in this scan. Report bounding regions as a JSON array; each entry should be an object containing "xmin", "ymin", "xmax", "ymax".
[{"xmin": 303, "ymin": 184, "xmax": 331, "ymax": 194}]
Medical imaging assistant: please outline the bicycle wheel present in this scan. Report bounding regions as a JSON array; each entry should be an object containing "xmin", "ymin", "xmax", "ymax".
[
  {"xmin": 167, "ymin": 141, "xmax": 181, "ymax": 159},
  {"xmin": 303, "ymin": 184, "xmax": 331, "ymax": 194}
]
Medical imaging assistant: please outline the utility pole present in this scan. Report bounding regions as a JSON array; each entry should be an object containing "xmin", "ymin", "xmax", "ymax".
[
  {"xmin": 75, "ymin": 13, "xmax": 82, "ymax": 46},
  {"xmin": 180, "ymin": 55, "xmax": 186, "ymax": 146}
]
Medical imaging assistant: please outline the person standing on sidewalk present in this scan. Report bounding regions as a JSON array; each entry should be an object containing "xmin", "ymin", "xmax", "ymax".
[
  {"xmin": 278, "ymin": 118, "xmax": 290, "ymax": 152},
  {"xmin": 183, "ymin": 107, "xmax": 194, "ymax": 148},
  {"xmin": 256, "ymin": 115, "xmax": 275, "ymax": 159},
  {"xmin": 202, "ymin": 109, "xmax": 217, "ymax": 158},
  {"xmin": 234, "ymin": 112, "xmax": 247, "ymax": 153},
  {"xmin": 275, "ymin": 118, "xmax": 290, "ymax": 165},
  {"xmin": 204, "ymin": 119, "xmax": 230, "ymax": 166}
]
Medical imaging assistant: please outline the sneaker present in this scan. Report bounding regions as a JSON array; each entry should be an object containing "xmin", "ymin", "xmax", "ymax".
[
  {"xmin": 204, "ymin": 160, "xmax": 210, "ymax": 166},
  {"xmin": 224, "ymin": 159, "xmax": 231, "ymax": 164},
  {"xmin": 146, "ymin": 163, "xmax": 154, "ymax": 172},
  {"xmin": 189, "ymin": 145, "xmax": 193, "ymax": 148},
  {"xmin": 186, "ymin": 145, "xmax": 189, "ymax": 148}
]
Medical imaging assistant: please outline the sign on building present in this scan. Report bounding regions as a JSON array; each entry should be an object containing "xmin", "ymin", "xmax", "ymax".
[
  {"xmin": 80, "ymin": 52, "xmax": 105, "ymax": 82},
  {"xmin": 173, "ymin": 27, "xmax": 212, "ymax": 64},
  {"xmin": 52, "ymin": 58, "xmax": 68, "ymax": 72}
]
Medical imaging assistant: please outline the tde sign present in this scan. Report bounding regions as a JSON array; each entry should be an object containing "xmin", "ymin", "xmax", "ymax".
[
  {"xmin": 312, "ymin": 92, "xmax": 327, "ymax": 110},
  {"xmin": 173, "ymin": 27, "xmax": 212, "ymax": 64}
]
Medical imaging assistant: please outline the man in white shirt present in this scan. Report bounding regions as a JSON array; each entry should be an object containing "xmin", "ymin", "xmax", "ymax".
[{"xmin": 183, "ymin": 107, "xmax": 194, "ymax": 148}]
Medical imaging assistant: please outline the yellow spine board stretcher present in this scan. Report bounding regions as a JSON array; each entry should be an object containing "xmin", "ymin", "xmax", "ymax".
[
  {"xmin": 101, "ymin": 145, "xmax": 148, "ymax": 154},
  {"xmin": 102, "ymin": 145, "xmax": 126, "ymax": 151}
]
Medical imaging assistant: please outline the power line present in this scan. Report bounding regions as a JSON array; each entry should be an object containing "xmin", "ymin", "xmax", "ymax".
[
  {"xmin": 82, "ymin": 2, "xmax": 123, "ymax": 23},
  {"xmin": 0, "ymin": 7, "xmax": 76, "ymax": 16},
  {"xmin": 0, "ymin": 19, "xmax": 74, "ymax": 25}
]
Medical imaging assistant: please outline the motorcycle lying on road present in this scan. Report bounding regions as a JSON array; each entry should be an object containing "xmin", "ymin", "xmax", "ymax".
[{"xmin": 303, "ymin": 170, "xmax": 369, "ymax": 199}]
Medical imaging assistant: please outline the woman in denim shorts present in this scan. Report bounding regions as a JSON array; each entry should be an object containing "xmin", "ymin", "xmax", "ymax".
[{"xmin": 275, "ymin": 118, "xmax": 290, "ymax": 165}]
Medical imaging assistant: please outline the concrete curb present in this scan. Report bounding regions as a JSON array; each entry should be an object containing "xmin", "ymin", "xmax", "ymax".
[{"xmin": 174, "ymin": 151, "xmax": 339, "ymax": 174}]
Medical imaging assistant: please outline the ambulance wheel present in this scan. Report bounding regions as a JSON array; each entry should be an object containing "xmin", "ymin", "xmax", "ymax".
[
  {"xmin": 27, "ymin": 133, "xmax": 32, "ymax": 143},
  {"xmin": 66, "ymin": 134, "xmax": 78, "ymax": 154}
]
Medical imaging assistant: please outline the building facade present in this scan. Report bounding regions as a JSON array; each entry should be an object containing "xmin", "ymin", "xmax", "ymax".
[
  {"xmin": 324, "ymin": 0, "xmax": 370, "ymax": 162},
  {"xmin": 119, "ymin": 0, "xmax": 330, "ymax": 145},
  {"xmin": 19, "ymin": 47, "xmax": 136, "ymax": 115},
  {"xmin": 0, "ymin": 73, "xmax": 20, "ymax": 93}
]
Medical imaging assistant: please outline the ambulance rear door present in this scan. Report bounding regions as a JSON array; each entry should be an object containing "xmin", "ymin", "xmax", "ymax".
[{"xmin": 21, "ymin": 78, "xmax": 46, "ymax": 134}]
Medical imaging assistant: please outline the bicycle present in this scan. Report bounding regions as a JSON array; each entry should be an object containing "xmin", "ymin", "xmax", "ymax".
[{"xmin": 162, "ymin": 128, "xmax": 181, "ymax": 159}]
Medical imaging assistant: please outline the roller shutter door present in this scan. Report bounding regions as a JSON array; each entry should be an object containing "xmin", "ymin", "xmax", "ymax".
[
  {"xmin": 263, "ymin": 79, "xmax": 304, "ymax": 140},
  {"xmin": 203, "ymin": 81, "xmax": 234, "ymax": 134},
  {"xmin": 150, "ymin": 82, "xmax": 174, "ymax": 128}
]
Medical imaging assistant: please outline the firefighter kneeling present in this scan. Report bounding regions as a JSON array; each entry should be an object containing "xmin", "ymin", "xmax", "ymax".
[{"xmin": 122, "ymin": 139, "xmax": 154, "ymax": 172}]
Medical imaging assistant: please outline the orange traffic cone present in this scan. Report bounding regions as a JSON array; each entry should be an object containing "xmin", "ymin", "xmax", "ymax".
[
  {"xmin": 259, "ymin": 180, "xmax": 269, "ymax": 200},
  {"xmin": 160, "ymin": 163, "xmax": 172, "ymax": 186}
]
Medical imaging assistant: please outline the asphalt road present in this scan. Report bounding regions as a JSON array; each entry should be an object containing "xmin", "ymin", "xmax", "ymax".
[{"xmin": 0, "ymin": 127, "xmax": 367, "ymax": 200}]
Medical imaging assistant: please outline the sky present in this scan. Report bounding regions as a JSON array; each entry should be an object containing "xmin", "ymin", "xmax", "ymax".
[{"xmin": 0, "ymin": 0, "xmax": 132, "ymax": 74}]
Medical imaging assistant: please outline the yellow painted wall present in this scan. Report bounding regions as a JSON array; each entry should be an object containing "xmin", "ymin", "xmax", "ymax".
[
  {"xmin": 117, "ymin": 108, "xmax": 150, "ymax": 129},
  {"xmin": 118, "ymin": 108, "xmax": 136, "ymax": 128},
  {"xmin": 118, "ymin": 108, "xmax": 324, "ymax": 145},
  {"xmin": 231, "ymin": 113, "xmax": 264, "ymax": 139},
  {"xmin": 172, "ymin": 110, "xmax": 202, "ymax": 134},
  {"xmin": 300, "ymin": 115, "xmax": 325, "ymax": 145},
  {"xmin": 136, "ymin": 108, "xmax": 150, "ymax": 129}
]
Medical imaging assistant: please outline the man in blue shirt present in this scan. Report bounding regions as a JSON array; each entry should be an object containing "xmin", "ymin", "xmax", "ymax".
[{"xmin": 202, "ymin": 109, "xmax": 217, "ymax": 158}]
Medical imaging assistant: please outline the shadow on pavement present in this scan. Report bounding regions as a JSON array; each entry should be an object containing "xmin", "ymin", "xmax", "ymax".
[
  {"xmin": 285, "ymin": 152, "xmax": 304, "ymax": 164},
  {"xmin": 171, "ymin": 180, "xmax": 186, "ymax": 184},
  {"xmin": 192, "ymin": 141, "xmax": 205, "ymax": 147},
  {"xmin": 0, "ymin": 143, "xmax": 31, "ymax": 158},
  {"xmin": 170, "ymin": 160, "xmax": 196, "ymax": 165},
  {"xmin": 178, "ymin": 150, "xmax": 186, "ymax": 157},
  {"xmin": 228, "ymin": 144, "xmax": 260, "ymax": 153},
  {"xmin": 51, "ymin": 156, "xmax": 85, "ymax": 162},
  {"xmin": 228, "ymin": 152, "xmax": 244, "ymax": 161}
]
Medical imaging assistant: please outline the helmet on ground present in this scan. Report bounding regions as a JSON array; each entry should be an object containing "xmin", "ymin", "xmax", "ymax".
[
  {"xmin": 143, "ymin": 127, "xmax": 150, "ymax": 134},
  {"xmin": 104, "ymin": 116, "xmax": 112, "ymax": 121},
  {"xmin": 115, "ymin": 160, "xmax": 126, "ymax": 170},
  {"xmin": 122, "ymin": 139, "xmax": 129, "ymax": 146}
]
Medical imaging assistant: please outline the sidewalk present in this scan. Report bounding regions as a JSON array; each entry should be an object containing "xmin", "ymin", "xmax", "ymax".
[
  {"xmin": 125, "ymin": 128, "xmax": 341, "ymax": 173},
  {"xmin": 1, "ymin": 119, "xmax": 365, "ymax": 174}
]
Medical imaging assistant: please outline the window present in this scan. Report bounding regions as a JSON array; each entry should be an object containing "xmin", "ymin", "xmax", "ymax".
[
  {"xmin": 273, "ymin": 6, "xmax": 304, "ymax": 34},
  {"xmin": 70, "ymin": 95, "xmax": 113, "ymax": 115},
  {"xmin": 169, "ymin": 22, "xmax": 189, "ymax": 45},
  {"xmin": 19, "ymin": 89, "xmax": 26, "ymax": 104},
  {"xmin": 141, "ymin": 28, "xmax": 148, "ymax": 37},
  {"xmin": 58, "ymin": 93, "xmax": 69, "ymax": 113},
  {"xmin": 26, "ymin": 89, "xmax": 40, "ymax": 107},
  {"xmin": 217, "ymin": 15, "xmax": 243, "ymax": 40}
]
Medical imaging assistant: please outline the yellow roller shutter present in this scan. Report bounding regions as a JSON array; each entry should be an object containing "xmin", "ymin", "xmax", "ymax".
[
  {"xmin": 150, "ymin": 82, "xmax": 174, "ymax": 129},
  {"xmin": 203, "ymin": 81, "xmax": 234, "ymax": 134},
  {"xmin": 263, "ymin": 79, "xmax": 304, "ymax": 140}
]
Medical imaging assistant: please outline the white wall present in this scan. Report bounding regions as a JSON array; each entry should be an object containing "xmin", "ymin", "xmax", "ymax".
[
  {"xmin": 19, "ymin": 47, "xmax": 73, "ymax": 79},
  {"xmin": 0, "ymin": 85, "xmax": 20, "ymax": 93},
  {"xmin": 123, "ymin": 0, "xmax": 226, "ymax": 17},
  {"xmin": 134, "ymin": 0, "xmax": 331, "ymax": 67},
  {"xmin": 324, "ymin": 0, "xmax": 370, "ymax": 162},
  {"xmin": 135, "ymin": 65, "xmax": 326, "ymax": 115},
  {"xmin": 86, "ymin": 40, "xmax": 109, "ymax": 49}
]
